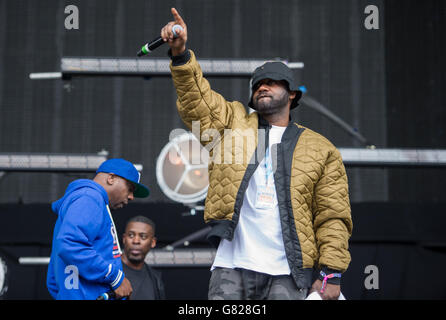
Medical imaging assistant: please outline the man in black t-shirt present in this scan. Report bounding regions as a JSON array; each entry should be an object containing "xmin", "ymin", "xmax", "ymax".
[{"xmin": 121, "ymin": 216, "xmax": 165, "ymax": 300}]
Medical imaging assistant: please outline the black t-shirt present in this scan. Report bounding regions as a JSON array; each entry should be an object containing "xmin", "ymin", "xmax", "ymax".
[{"xmin": 122, "ymin": 263, "xmax": 156, "ymax": 300}]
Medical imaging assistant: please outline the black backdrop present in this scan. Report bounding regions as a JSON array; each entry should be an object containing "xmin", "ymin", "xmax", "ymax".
[
  {"xmin": 0, "ymin": 0, "xmax": 390, "ymax": 203},
  {"xmin": 385, "ymin": 0, "xmax": 446, "ymax": 202},
  {"xmin": 0, "ymin": 0, "xmax": 445, "ymax": 300}
]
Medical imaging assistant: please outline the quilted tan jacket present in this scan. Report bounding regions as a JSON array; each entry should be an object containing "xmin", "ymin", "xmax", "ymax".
[{"xmin": 170, "ymin": 50, "xmax": 353, "ymax": 288}]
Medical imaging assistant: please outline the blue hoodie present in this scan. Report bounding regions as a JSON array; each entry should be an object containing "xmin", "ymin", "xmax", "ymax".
[{"xmin": 47, "ymin": 179, "xmax": 124, "ymax": 300}]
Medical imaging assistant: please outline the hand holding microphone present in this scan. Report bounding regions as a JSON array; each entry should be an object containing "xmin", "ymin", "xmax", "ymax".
[
  {"xmin": 97, "ymin": 277, "xmax": 132, "ymax": 300},
  {"xmin": 137, "ymin": 24, "xmax": 184, "ymax": 56},
  {"xmin": 96, "ymin": 278, "xmax": 133, "ymax": 300},
  {"xmin": 137, "ymin": 8, "xmax": 187, "ymax": 57},
  {"xmin": 97, "ymin": 290, "xmax": 116, "ymax": 300}
]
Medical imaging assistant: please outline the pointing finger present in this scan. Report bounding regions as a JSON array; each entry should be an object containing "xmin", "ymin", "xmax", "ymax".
[{"xmin": 171, "ymin": 7, "xmax": 185, "ymax": 27}]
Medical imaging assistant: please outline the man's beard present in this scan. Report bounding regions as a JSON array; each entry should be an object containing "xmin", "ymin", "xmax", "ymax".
[
  {"xmin": 126, "ymin": 254, "xmax": 144, "ymax": 265},
  {"xmin": 253, "ymin": 90, "xmax": 289, "ymax": 115}
]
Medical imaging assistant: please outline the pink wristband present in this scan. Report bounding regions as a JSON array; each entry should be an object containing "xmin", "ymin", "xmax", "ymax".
[{"xmin": 319, "ymin": 271, "xmax": 342, "ymax": 293}]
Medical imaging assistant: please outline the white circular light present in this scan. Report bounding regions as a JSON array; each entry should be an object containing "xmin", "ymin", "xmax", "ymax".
[
  {"xmin": 0, "ymin": 256, "xmax": 8, "ymax": 297},
  {"xmin": 156, "ymin": 132, "xmax": 209, "ymax": 204}
]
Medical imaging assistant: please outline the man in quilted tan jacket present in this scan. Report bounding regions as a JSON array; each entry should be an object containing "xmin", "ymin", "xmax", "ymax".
[{"xmin": 162, "ymin": 8, "xmax": 353, "ymax": 300}]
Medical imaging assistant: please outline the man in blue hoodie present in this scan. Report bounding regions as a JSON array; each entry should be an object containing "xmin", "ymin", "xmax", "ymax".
[{"xmin": 46, "ymin": 158, "xmax": 150, "ymax": 300}]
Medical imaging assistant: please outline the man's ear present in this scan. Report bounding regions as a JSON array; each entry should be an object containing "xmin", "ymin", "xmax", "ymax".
[
  {"xmin": 289, "ymin": 90, "xmax": 297, "ymax": 100},
  {"xmin": 106, "ymin": 173, "xmax": 116, "ymax": 186},
  {"xmin": 151, "ymin": 237, "xmax": 157, "ymax": 249}
]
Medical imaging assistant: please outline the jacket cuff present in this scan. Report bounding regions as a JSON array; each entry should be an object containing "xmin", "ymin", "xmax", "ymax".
[
  {"xmin": 168, "ymin": 48, "xmax": 191, "ymax": 66},
  {"xmin": 318, "ymin": 266, "xmax": 342, "ymax": 285},
  {"xmin": 105, "ymin": 264, "xmax": 124, "ymax": 290},
  {"xmin": 206, "ymin": 220, "xmax": 235, "ymax": 248}
]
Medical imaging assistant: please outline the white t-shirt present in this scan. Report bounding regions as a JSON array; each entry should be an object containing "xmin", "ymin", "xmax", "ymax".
[{"xmin": 211, "ymin": 125, "xmax": 291, "ymax": 275}]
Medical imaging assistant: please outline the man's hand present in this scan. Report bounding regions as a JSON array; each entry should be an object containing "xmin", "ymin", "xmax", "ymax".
[
  {"xmin": 310, "ymin": 279, "xmax": 341, "ymax": 300},
  {"xmin": 161, "ymin": 8, "xmax": 188, "ymax": 56},
  {"xmin": 114, "ymin": 277, "xmax": 132, "ymax": 299}
]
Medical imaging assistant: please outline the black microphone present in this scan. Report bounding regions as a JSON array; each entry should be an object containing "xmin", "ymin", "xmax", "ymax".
[
  {"xmin": 96, "ymin": 290, "xmax": 116, "ymax": 300},
  {"xmin": 137, "ymin": 24, "xmax": 183, "ymax": 57}
]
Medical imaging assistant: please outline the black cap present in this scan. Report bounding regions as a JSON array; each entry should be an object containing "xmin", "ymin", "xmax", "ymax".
[{"xmin": 248, "ymin": 61, "xmax": 302, "ymax": 110}]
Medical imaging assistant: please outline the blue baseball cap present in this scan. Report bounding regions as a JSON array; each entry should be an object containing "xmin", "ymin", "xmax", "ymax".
[{"xmin": 96, "ymin": 158, "xmax": 149, "ymax": 198}]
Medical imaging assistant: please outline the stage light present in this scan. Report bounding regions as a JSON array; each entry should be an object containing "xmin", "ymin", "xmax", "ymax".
[
  {"xmin": 55, "ymin": 57, "xmax": 303, "ymax": 78},
  {"xmin": 0, "ymin": 152, "xmax": 108, "ymax": 172},
  {"xmin": 156, "ymin": 132, "xmax": 209, "ymax": 205},
  {"xmin": 0, "ymin": 256, "xmax": 8, "ymax": 298}
]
